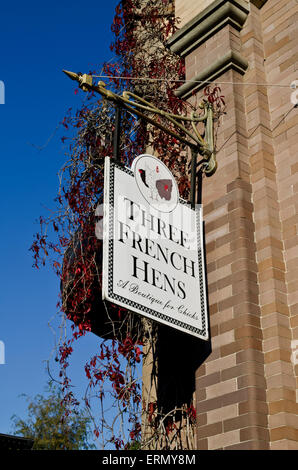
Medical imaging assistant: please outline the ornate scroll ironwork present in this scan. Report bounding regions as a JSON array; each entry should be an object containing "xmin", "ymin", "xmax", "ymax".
[{"xmin": 63, "ymin": 70, "xmax": 217, "ymax": 207}]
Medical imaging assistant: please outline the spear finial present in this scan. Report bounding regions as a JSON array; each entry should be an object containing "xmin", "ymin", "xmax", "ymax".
[
  {"xmin": 63, "ymin": 70, "xmax": 92, "ymax": 91},
  {"xmin": 62, "ymin": 70, "xmax": 80, "ymax": 82}
]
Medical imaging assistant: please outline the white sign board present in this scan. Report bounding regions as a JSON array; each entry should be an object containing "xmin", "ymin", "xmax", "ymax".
[{"xmin": 102, "ymin": 154, "xmax": 209, "ymax": 340}]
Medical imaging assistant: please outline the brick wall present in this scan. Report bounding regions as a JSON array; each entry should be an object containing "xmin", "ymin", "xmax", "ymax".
[
  {"xmin": 261, "ymin": 0, "xmax": 298, "ymax": 448},
  {"xmin": 170, "ymin": 0, "xmax": 298, "ymax": 449}
]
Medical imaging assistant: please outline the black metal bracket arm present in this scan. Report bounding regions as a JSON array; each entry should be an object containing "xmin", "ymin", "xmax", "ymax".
[
  {"xmin": 113, "ymin": 104, "xmax": 122, "ymax": 164},
  {"xmin": 63, "ymin": 70, "xmax": 218, "ymax": 208}
]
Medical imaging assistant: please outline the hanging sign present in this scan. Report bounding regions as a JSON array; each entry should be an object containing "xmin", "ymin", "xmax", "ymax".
[{"xmin": 102, "ymin": 154, "xmax": 209, "ymax": 340}]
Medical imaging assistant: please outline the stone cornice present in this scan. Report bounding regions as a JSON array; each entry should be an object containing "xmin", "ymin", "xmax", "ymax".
[
  {"xmin": 174, "ymin": 50, "xmax": 248, "ymax": 99},
  {"xmin": 168, "ymin": 0, "xmax": 249, "ymax": 57}
]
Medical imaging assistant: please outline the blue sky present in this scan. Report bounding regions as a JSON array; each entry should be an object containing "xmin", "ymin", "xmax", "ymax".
[{"xmin": 0, "ymin": 0, "xmax": 120, "ymax": 441}]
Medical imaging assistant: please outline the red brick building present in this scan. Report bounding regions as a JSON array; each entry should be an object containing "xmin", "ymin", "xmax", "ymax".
[{"xmin": 167, "ymin": 0, "xmax": 298, "ymax": 450}]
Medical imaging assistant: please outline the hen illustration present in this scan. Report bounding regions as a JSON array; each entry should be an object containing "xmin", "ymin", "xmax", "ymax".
[
  {"xmin": 138, "ymin": 165, "xmax": 172, "ymax": 201},
  {"xmin": 138, "ymin": 169, "xmax": 149, "ymax": 188}
]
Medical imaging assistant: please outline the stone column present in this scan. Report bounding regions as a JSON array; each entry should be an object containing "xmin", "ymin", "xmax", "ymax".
[
  {"xmin": 169, "ymin": 0, "xmax": 298, "ymax": 450},
  {"xmin": 169, "ymin": 0, "xmax": 269, "ymax": 450},
  {"xmin": 258, "ymin": 0, "xmax": 298, "ymax": 449}
]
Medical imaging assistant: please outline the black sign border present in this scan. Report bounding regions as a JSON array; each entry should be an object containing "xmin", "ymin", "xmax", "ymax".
[{"xmin": 105, "ymin": 160, "xmax": 208, "ymax": 340}]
